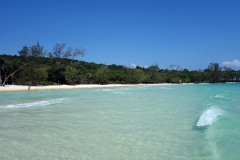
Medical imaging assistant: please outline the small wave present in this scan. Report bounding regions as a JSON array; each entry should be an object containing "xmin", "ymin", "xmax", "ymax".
[
  {"xmin": 95, "ymin": 88, "xmax": 130, "ymax": 92},
  {"xmin": 0, "ymin": 98, "xmax": 65, "ymax": 109},
  {"xmin": 112, "ymin": 91, "xmax": 132, "ymax": 95},
  {"xmin": 102, "ymin": 89, "xmax": 113, "ymax": 91},
  {"xmin": 212, "ymin": 94, "xmax": 236, "ymax": 101},
  {"xmin": 196, "ymin": 106, "xmax": 225, "ymax": 127},
  {"xmin": 214, "ymin": 95, "xmax": 225, "ymax": 99},
  {"xmin": 112, "ymin": 91, "xmax": 125, "ymax": 94},
  {"xmin": 95, "ymin": 89, "xmax": 114, "ymax": 92},
  {"xmin": 214, "ymin": 95, "xmax": 230, "ymax": 100},
  {"xmin": 160, "ymin": 87, "xmax": 168, "ymax": 89},
  {"xmin": 137, "ymin": 86, "xmax": 149, "ymax": 90}
]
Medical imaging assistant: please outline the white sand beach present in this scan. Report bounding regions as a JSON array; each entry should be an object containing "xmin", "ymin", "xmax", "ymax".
[{"xmin": 0, "ymin": 83, "xmax": 175, "ymax": 92}]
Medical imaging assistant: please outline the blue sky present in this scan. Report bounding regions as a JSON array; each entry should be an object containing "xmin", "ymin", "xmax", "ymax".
[{"xmin": 1, "ymin": 0, "xmax": 240, "ymax": 70}]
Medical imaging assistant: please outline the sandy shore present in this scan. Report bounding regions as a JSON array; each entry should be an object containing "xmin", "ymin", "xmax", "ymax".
[{"xmin": 0, "ymin": 84, "xmax": 175, "ymax": 92}]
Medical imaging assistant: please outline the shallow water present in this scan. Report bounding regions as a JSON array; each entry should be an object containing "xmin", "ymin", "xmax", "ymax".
[{"xmin": 0, "ymin": 84, "xmax": 240, "ymax": 159}]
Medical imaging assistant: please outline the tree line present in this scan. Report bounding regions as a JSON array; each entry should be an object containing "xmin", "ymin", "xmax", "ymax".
[{"xmin": 1, "ymin": 42, "xmax": 240, "ymax": 86}]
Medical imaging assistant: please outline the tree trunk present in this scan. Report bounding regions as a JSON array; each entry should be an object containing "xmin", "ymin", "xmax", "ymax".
[{"xmin": 2, "ymin": 61, "xmax": 32, "ymax": 86}]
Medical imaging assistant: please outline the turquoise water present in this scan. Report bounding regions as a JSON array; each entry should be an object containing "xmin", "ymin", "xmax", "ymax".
[{"xmin": 0, "ymin": 84, "xmax": 240, "ymax": 159}]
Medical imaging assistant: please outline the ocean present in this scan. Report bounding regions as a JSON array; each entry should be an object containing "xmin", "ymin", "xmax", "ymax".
[{"xmin": 0, "ymin": 84, "xmax": 240, "ymax": 159}]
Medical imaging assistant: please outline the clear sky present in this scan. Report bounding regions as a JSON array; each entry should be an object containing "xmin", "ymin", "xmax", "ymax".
[{"xmin": 1, "ymin": 0, "xmax": 240, "ymax": 70}]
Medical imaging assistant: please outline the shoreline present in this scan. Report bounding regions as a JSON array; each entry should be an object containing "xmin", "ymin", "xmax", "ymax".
[{"xmin": 0, "ymin": 83, "xmax": 178, "ymax": 92}]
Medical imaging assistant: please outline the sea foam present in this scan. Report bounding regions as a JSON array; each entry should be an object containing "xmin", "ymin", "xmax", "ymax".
[
  {"xmin": 196, "ymin": 106, "xmax": 225, "ymax": 127},
  {"xmin": 0, "ymin": 98, "xmax": 65, "ymax": 109}
]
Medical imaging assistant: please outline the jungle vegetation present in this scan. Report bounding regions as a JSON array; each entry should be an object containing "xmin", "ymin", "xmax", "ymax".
[{"xmin": 1, "ymin": 42, "xmax": 240, "ymax": 86}]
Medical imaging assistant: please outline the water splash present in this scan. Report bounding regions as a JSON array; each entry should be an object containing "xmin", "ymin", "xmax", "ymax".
[
  {"xmin": 196, "ymin": 106, "xmax": 225, "ymax": 127},
  {"xmin": 0, "ymin": 98, "xmax": 65, "ymax": 109}
]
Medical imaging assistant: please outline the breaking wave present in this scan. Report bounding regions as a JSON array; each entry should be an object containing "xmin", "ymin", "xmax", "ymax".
[
  {"xmin": 0, "ymin": 98, "xmax": 66, "ymax": 109},
  {"xmin": 196, "ymin": 106, "xmax": 225, "ymax": 127}
]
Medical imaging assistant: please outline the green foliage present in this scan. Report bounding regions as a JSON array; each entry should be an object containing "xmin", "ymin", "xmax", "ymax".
[
  {"xmin": 65, "ymin": 66, "xmax": 77, "ymax": 84},
  {"xmin": 18, "ymin": 45, "xmax": 29, "ymax": 57},
  {"xmin": 131, "ymin": 69, "xmax": 146, "ymax": 83},
  {"xmin": 95, "ymin": 65, "xmax": 109, "ymax": 84},
  {"xmin": 208, "ymin": 63, "xmax": 222, "ymax": 83},
  {"xmin": 33, "ymin": 67, "xmax": 48, "ymax": 85},
  {"xmin": 1, "ymin": 52, "xmax": 240, "ymax": 85},
  {"xmin": 184, "ymin": 76, "xmax": 190, "ymax": 83}
]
